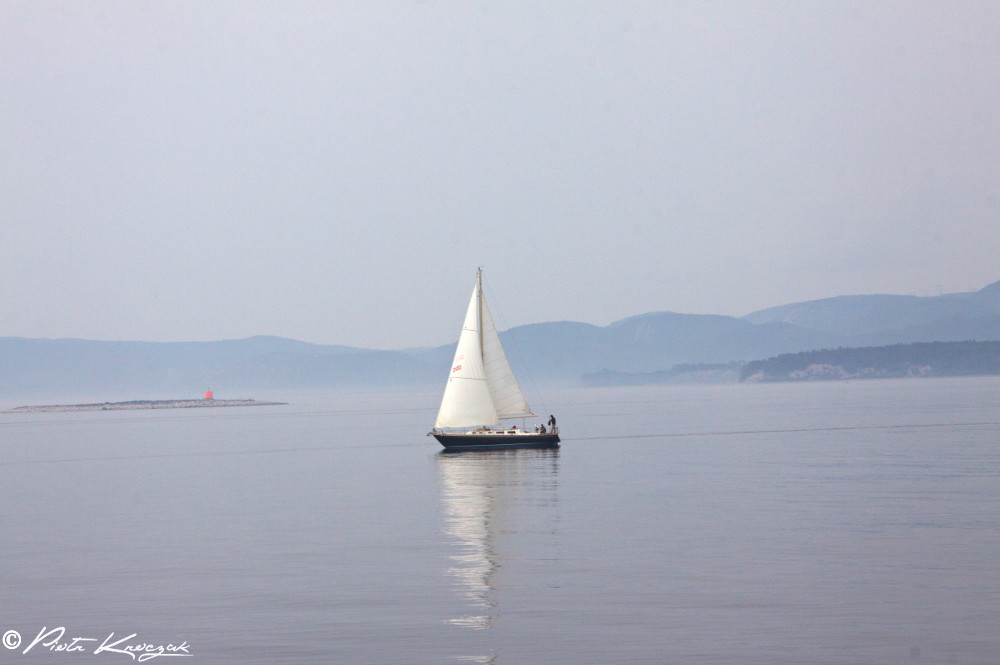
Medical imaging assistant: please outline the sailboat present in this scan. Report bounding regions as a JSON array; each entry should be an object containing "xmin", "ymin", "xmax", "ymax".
[{"xmin": 430, "ymin": 269, "xmax": 560, "ymax": 451}]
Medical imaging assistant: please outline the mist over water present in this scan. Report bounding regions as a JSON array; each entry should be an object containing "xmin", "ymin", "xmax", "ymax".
[{"xmin": 2, "ymin": 379, "xmax": 1000, "ymax": 664}]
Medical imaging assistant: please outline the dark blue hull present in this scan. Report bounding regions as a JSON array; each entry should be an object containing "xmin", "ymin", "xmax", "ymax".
[{"xmin": 433, "ymin": 431, "xmax": 560, "ymax": 452}]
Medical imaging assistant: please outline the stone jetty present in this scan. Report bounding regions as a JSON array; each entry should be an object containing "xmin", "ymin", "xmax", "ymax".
[{"xmin": 4, "ymin": 399, "xmax": 286, "ymax": 413}]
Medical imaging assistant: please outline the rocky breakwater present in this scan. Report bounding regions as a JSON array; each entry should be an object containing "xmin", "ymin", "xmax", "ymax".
[{"xmin": 4, "ymin": 398, "xmax": 286, "ymax": 413}]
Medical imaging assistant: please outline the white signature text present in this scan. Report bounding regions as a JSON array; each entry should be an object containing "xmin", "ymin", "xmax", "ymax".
[{"xmin": 21, "ymin": 627, "xmax": 192, "ymax": 661}]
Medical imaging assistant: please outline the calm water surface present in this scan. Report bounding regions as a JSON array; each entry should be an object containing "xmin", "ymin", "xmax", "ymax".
[{"xmin": 2, "ymin": 378, "xmax": 1000, "ymax": 664}]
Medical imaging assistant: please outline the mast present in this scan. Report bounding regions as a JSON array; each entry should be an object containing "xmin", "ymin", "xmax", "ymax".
[{"xmin": 477, "ymin": 267, "xmax": 484, "ymax": 365}]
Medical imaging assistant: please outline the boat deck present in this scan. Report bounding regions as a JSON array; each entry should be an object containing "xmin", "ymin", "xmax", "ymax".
[{"xmin": 432, "ymin": 428, "xmax": 560, "ymax": 451}]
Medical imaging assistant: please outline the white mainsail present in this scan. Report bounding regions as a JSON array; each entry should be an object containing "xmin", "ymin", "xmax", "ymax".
[{"xmin": 434, "ymin": 270, "xmax": 534, "ymax": 429}]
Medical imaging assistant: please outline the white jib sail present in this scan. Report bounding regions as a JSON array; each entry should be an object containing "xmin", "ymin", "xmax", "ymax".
[
  {"xmin": 434, "ymin": 271, "xmax": 533, "ymax": 429},
  {"xmin": 435, "ymin": 277, "xmax": 499, "ymax": 428}
]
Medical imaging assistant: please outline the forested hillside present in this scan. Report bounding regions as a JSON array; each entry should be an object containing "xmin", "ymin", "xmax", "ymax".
[{"xmin": 740, "ymin": 341, "xmax": 1000, "ymax": 382}]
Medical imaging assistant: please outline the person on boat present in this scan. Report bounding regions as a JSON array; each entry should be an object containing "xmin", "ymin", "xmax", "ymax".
[
  {"xmin": 540, "ymin": 423, "xmax": 546, "ymax": 433},
  {"xmin": 548, "ymin": 414, "xmax": 556, "ymax": 429}
]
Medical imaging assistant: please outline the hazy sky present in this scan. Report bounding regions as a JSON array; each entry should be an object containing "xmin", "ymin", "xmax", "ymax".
[{"xmin": 3, "ymin": 2, "xmax": 999, "ymax": 349}]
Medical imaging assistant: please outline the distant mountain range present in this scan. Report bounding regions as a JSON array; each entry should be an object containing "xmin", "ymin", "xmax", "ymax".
[
  {"xmin": 3, "ymin": 279, "xmax": 999, "ymax": 400},
  {"xmin": 742, "ymin": 278, "xmax": 1000, "ymax": 341}
]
